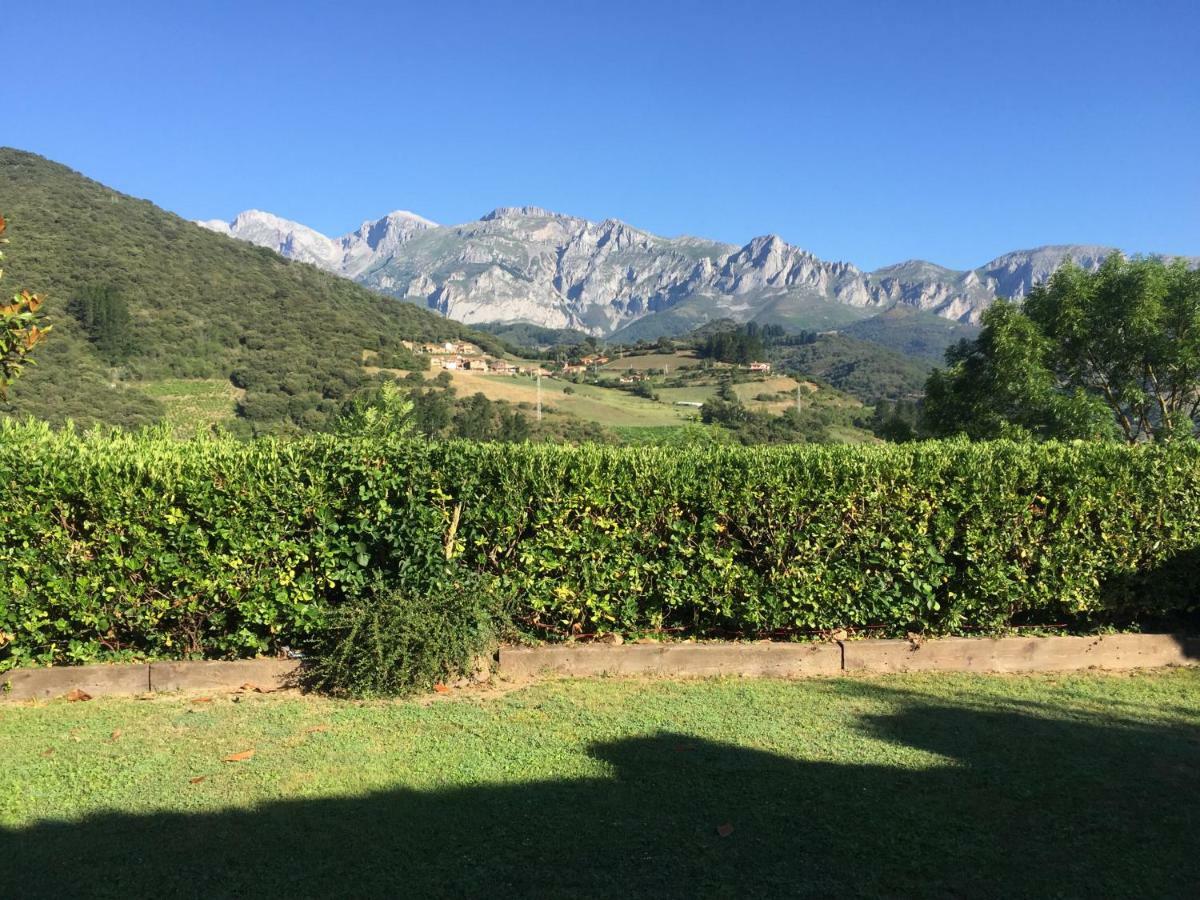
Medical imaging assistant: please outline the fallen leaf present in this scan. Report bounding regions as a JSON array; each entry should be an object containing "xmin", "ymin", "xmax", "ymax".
[
  {"xmin": 65, "ymin": 688, "xmax": 92, "ymax": 702},
  {"xmin": 110, "ymin": 729, "xmax": 123, "ymax": 741},
  {"xmin": 304, "ymin": 724, "xmax": 330, "ymax": 734},
  {"xmin": 717, "ymin": 823, "xmax": 734, "ymax": 838},
  {"xmin": 40, "ymin": 748, "xmax": 54, "ymax": 758},
  {"xmin": 188, "ymin": 776, "xmax": 206, "ymax": 784},
  {"xmin": 223, "ymin": 749, "xmax": 255, "ymax": 762},
  {"xmin": 191, "ymin": 697, "xmax": 213, "ymax": 704},
  {"xmin": 433, "ymin": 683, "xmax": 450, "ymax": 694}
]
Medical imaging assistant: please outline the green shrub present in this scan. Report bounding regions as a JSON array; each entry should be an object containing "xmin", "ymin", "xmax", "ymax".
[
  {"xmin": 305, "ymin": 570, "xmax": 495, "ymax": 698},
  {"xmin": 0, "ymin": 420, "xmax": 1197, "ymax": 670}
]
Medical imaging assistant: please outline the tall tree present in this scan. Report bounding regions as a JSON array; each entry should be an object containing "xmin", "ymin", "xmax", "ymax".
[
  {"xmin": 68, "ymin": 284, "xmax": 134, "ymax": 362},
  {"xmin": 923, "ymin": 255, "xmax": 1200, "ymax": 443},
  {"xmin": 0, "ymin": 214, "xmax": 52, "ymax": 401}
]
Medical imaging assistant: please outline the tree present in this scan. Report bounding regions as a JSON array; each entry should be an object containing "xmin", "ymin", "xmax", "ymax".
[
  {"xmin": 0, "ymin": 214, "xmax": 51, "ymax": 401},
  {"xmin": 68, "ymin": 284, "xmax": 134, "ymax": 361},
  {"xmin": 923, "ymin": 255, "xmax": 1198, "ymax": 443},
  {"xmin": 335, "ymin": 380, "xmax": 414, "ymax": 438}
]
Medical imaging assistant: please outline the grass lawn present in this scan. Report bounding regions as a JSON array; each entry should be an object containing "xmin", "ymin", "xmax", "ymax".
[{"xmin": 2, "ymin": 671, "xmax": 1198, "ymax": 897}]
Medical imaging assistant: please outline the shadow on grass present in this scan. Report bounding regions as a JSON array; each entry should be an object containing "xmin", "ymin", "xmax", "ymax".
[{"xmin": 3, "ymin": 680, "xmax": 1198, "ymax": 898}]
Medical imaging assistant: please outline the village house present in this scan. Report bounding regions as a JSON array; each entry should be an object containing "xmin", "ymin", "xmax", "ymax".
[
  {"xmin": 491, "ymin": 361, "xmax": 518, "ymax": 375},
  {"xmin": 439, "ymin": 357, "xmax": 462, "ymax": 370},
  {"xmin": 465, "ymin": 358, "xmax": 490, "ymax": 372},
  {"xmin": 749, "ymin": 361, "xmax": 772, "ymax": 374},
  {"xmin": 561, "ymin": 364, "xmax": 587, "ymax": 375},
  {"xmin": 581, "ymin": 354, "xmax": 610, "ymax": 366}
]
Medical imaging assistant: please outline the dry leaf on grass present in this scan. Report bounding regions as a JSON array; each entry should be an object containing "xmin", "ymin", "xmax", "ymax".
[
  {"xmin": 222, "ymin": 749, "xmax": 255, "ymax": 762},
  {"xmin": 188, "ymin": 776, "xmax": 206, "ymax": 784},
  {"xmin": 110, "ymin": 729, "xmax": 123, "ymax": 741},
  {"xmin": 191, "ymin": 697, "xmax": 213, "ymax": 704},
  {"xmin": 433, "ymin": 683, "xmax": 450, "ymax": 694},
  {"xmin": 40, "ymin": 748, "xmax": 54, "ymax": 758},
  {"xmin": 304, "ymin": 724, "xmax": 330, "ymax": 734},
  {"xmin": 64, "ymin": 688, "xmax": 92, "ymax": 702},
  {"xmin": 716, "ymin": 823, "xmax": 734, "ymax": 838}
]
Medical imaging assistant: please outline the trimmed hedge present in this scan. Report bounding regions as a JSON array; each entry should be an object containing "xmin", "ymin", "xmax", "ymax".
[{"xmin": 1, "ymin": 420, "xmax": 1198, "ymax": 668}]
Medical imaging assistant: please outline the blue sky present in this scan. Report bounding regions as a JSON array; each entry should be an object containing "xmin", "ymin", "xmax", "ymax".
[{"xmin": 6, "ymin": 0, "xmax": 1198, "ymax": 270}]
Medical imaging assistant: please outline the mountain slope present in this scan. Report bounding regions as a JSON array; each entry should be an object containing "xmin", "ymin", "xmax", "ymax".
[
  {"xmin": 200, "ymin": 206, "xmax": 1199, "ymax": 341},
  {"xmin": 0, "ymin": 148, "xmax": 493, "ymax": 431}
]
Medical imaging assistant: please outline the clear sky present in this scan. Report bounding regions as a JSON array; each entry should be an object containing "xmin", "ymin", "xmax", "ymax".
[{"xmin": 5, "ymin": 0, "xmax": 1198, "ymax": 270}]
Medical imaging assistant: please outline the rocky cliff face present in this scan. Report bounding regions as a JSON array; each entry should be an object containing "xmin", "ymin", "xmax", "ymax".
[
  {"xmin": 199, "ymin": 208, "xmax": 438, "ymax": 279},
  {"xmin": 199, "ymin": 208, "xmax": 1195, "ymax": 338}
]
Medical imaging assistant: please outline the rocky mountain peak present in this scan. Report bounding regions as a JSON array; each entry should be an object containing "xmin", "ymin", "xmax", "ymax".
[
  {"xmin": 199, "ymin": 205, "xmax": 1196, "ymax": 339},
  {"xmin": 480, "ymin": 206, "xmax": 567, "ymax": 221}
]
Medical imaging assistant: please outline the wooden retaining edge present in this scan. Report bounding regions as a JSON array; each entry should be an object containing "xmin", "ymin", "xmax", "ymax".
[
  {"xmin": 0, "ymin": 658, "xmax": 301, "ymax": 702},
  {"xmin": 2, "ymin": 634, "xmax": 1197, "ymax": 701},
  {"xmin": 499, "ymin": 633, "xmax": 1200, "ymax": 679},
  {"xmin": 499, "ymin": 642, "xmax": 843, "ymax": 679}
]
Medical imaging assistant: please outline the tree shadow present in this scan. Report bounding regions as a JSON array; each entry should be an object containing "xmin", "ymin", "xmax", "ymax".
[{"xmin": 3, "ymin": 680, "xmax": 1198, "ymax": 898}]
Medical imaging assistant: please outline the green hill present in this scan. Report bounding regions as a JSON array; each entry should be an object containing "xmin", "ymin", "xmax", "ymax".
[
  {"xmin": 0, "ymin": 148, "xmax": 499, "ymax": 432},
  {"xmin": 769, "ymin": 333, "xmax": 932, "ymax": 404},
  {"xmin": 840, "ymin": 307, "xmax": 979, "ymax": 365}
]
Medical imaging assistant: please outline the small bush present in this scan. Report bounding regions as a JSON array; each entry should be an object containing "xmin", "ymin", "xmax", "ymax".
[{"xmin": 305, "ymin": 570, "xmax": 495, "ymax": 698}]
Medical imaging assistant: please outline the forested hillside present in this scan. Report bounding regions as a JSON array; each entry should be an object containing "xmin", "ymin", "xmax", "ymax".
[{"xmin": 0, "ymin": 149, "xmax": 499, "ymax": 432}]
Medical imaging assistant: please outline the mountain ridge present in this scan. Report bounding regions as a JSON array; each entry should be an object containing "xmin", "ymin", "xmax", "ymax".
[{"xmin": 200, "ymin": 207, "xmax": 1198, "ymax": 339}]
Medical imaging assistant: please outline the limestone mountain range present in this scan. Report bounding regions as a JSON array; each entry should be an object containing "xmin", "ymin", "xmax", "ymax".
[{"xmin": 199, "ymin": 207, "xmax": 1196, "ymax": 340}]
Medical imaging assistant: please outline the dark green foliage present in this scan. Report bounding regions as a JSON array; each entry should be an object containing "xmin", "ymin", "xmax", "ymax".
[
  {"xmin": 68, "ymin": 284, "xmax": 134, "ymax": 361},
  {"xmin": 924, "ymin": 256, "xmax": 1200, "ymax": 442},
  {"xmin": 631, "ymin": 380, "xmax": 657, "ymax": 400},
  {"xmin": 698, "ymin": 327, "xmax": 765, "ymax": 365},
  {"xmin": 1, "ymin": 422, "xmax": 1196, "ymax": 669},
  {"xmin": 0, "ymin": 148, "xmax": 501, "ymax": 432},
  {"xmin": 473, "ymin": 321, "xmax": 593, "ymax": 351},
  {"xmin": 771, "ymin": 333, "xmax": 932, "ymax": 404},
  {"xmin": 305, "ymin": 571, "xmax": 495, "ymax": 697},
  {"xmin": 870, "ymin": 399, "xmax": 921, "ymax": 442},
  {"xmin": 842, "ymin": 307, "xmax": 981, "ymax": 364},
  {"xmin": 924, "ymin": 302, "xmax": 1117, "ymax": 441}
]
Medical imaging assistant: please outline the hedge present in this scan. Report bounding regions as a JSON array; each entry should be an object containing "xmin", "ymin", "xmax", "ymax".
[{"xmin": 1, "ymin": 420, "xmax": 1198, "ymax": 668}]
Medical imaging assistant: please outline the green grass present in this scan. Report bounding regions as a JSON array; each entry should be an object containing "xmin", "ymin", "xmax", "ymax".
[
  {"xmin": 2, "ymin": 670, "xmax": 1198, "ymax": 897},
  {"xmin": 139, "ymin": 378, "xmax": 239, "ymax": 435}
]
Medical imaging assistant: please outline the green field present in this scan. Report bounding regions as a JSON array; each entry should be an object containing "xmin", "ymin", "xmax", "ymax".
[
  {"xmin": 599, "ymin": 351, "xmax": 704, "ymax": 371},
  {"xmin": 139, "ymin": 378, "xmax": 239, "ymax": 435},
  {"xmin": 447, "ymin": 368, "xmax": 697, "ymax": 427},
  {"xmin": 444, "ymin": 359, "xmax": 875, "ymax": 436},
  {"xmin": 2, "ymin": 670, "xmax": 1197, "ymax": 897}
]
